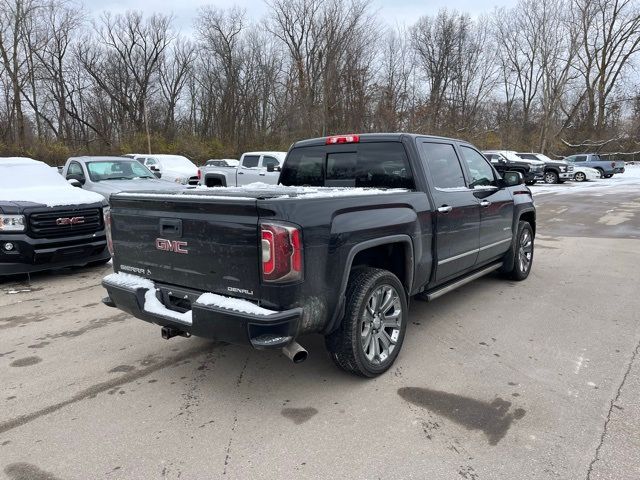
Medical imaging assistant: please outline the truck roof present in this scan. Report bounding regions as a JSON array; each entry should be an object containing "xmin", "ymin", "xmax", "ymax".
[
  {"xmin": 68, "ymin": 156, "xmax": 134, "ymax": 162},
  {"xmin": 292, "ymin": 133, "xmax": 461, "ymax": 148}
]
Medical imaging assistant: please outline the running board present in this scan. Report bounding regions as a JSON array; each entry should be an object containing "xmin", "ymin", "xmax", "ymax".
[{"xmin": 424, "ymin": 262, "xmax": 503, "ymax": 302}]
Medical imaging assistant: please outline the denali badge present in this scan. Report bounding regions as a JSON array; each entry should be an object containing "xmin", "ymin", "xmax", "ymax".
[
  {"xmin": 228, "ymin": 287, "xmax": 254, "ymax": 296},
  {"xmin": 56, "ymin": 216, "xmax": 85, "ymax": 226},
  {"xmin": 156, "ymin": 238, "xmax": 188, "ymax": 254}
]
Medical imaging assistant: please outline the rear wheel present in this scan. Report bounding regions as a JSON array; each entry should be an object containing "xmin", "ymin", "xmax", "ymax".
[
  {"xmin": 595, "ymin": 168, "xmax": 605, "ymax": 178},
  {"xmin": 544, "ymin": 171, "xmax": 559, "ymax": 184},
  {"xmin": 574, "ymin": 171, "xmax": 586, "ymax": 182},
  {"xmin": 502, "ymin": 221, "xmax": 534, "ymax": 281},
  {"xmin": 604, "ymin": 174, "xmax": 613, "ymax": 178},
  {"xmin": 325, "ymin": 268, "xmax": 407, "ymax": 377}
]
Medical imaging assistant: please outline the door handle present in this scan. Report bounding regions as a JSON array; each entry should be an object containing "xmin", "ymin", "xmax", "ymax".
[
  {"xmin": 259, "ymin": 173, "xmax": 266, "ymax": 176},
  {"xmin": 480, "ymin": 200, "xmax": 492, "ymax": 207},
  {"xmin": 437, "ymin": 205, "xmax": 453, "ymax": 214},
  {"xmin": 238, "ymin": 171, "xmax": 244, "ymax": 174}
]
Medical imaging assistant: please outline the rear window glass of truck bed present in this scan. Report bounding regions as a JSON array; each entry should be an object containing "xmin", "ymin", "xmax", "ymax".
[{"xmin": 280, "ymin": 142, "xmax": 415, "ymax": 189}]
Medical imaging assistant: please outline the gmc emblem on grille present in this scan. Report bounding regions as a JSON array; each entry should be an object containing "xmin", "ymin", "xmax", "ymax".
[
  {"xmin": 56, "ymin": 216, "xmax": 85, "ymax": 226},
  {"xmin": 156, "ymin": 238, "xmax": 188, "ymax": 254}
]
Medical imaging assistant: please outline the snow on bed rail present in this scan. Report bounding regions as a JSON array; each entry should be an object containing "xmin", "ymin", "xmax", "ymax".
[
  {"xmin": 115, "ymin": 182, "xmax": 409, "ymax": 201},
  {"xmin": 212, "ymin": 182, "xmax": 410, "ymax": 198},
  {"xmin": 103, "ymin": 272, "xmax": 277, "ymax": 323}
]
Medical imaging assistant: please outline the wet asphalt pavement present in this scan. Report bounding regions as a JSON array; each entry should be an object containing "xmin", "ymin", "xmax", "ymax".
[{"xmin": 1, "ymin": 174, "xmax": 639, "ymax": 480}]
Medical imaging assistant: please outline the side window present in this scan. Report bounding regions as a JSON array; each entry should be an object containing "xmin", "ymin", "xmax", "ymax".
[
  {"xmin": 242, "ymin": 155, "xmax": 260, "ymax": 168},
  {"xmin": 262, "ymin": 156, "xmax": 280, "ymax": 169},
  {"xmin": 67, "ymin": 161, "xmax": 84, "ymax": 178},
  {"xmin": 573, "ymin": 155, "xmax": 587, "ymax": 162},
  {"xmin": 460, "ymin": 146, "xmax": 496, "ymax": 188},
  {"xmin": 420, "ymin": 142, "xmax": 466, "ymax": 189}
]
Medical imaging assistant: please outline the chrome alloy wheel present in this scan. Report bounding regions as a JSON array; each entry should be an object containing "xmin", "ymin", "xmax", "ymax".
[
  {"xmin": 361, "ymin": 284, "xmax": 403, "ymax": 365},
  {"xmin": 518, "ymin": 229, "xmax": 533, "ymax": 273}
]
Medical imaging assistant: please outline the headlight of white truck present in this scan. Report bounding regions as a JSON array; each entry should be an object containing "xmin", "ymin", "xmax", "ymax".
[{"xmin": 0, "ymin": 214, "xmax": 26, "ymax": 232}]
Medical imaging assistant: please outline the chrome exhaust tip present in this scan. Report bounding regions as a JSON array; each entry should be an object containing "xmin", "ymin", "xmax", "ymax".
[{"xmin": 282, "ymin": 341, "xmax": 308, "ymax": 363}]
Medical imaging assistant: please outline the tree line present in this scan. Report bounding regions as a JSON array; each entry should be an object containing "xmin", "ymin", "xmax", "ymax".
[{"xmin": 1, "ymin": 0, "xmax": 639, "ymax": 164}]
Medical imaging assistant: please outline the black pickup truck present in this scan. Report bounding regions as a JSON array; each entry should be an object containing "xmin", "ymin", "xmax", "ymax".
[
  {"xmin": 102, "ymin": 134, "xmax": 536, "ymax": 377},
  {"xmin": 1, "ymin": 158, "xmax": 110, "ymax": 276}
]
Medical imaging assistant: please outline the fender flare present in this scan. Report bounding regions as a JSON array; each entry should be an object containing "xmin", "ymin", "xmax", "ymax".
[{"xmin": 323, "ymin": 234, "xmax": 414, "ymax": 334}]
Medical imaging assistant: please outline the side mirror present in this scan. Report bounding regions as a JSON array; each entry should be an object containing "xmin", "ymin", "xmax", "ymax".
[
  {"xmin": 503, "ymin": 171, "xmax": 524, "ymax": 187},
  {"xmin": 149, "ymin": 165, "xmax": 159, "ymax": 171},
  {"xmin": 266, "ymin": 164, "xmax": 281, "ymax": 173},
  {"xmin": 153, "ymin": 171, "xmax": 162, "ymax": 179},
  {"xmin": 68, "ymin": 178, "xmax": 82, "ymax": 188}
]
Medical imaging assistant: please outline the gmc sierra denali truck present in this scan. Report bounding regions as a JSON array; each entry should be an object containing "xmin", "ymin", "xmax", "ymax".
[
  {"xmin": 1, "ymin": 157, "xmax": 110, "ymax": 276},
  {"xmin": 102, "ymin": 134, "xmax": 536, "ymax": 377}
]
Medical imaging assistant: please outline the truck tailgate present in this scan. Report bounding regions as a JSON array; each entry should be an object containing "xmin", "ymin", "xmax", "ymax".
[{"xmin": 110, "ymin": 193, "xmax": 261, "ymax": 299}]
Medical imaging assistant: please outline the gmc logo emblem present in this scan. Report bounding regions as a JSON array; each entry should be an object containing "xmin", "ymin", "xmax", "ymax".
[
  {"xmin": 56, "ymin": 216, "xmax": 85, "ymax": 226},
  {"xmin": 156, "ymin": 238, "xmax": 188, "ymax": 254}
]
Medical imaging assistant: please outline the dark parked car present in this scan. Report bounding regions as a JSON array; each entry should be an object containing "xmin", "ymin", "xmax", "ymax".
[
  {"xmin": 516, "ymin": 153, "xmax": 574, "ymax": 184},
  {"xmin": 102, "ymin": 134, "xmax": 536, "ymax": 377},
  {"xmin": 1, "ymin": 157, "xmax": 110, "ymax": 276}
]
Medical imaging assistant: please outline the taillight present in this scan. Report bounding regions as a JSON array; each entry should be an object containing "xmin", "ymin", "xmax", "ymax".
[
  {"xmin": 197, "ymin": 168, "xmax": 202, "ymax": 179},
  {"xmin": 260, "ymin": 223, "xmax": 303, "ymax": 283},
  {"xmin": 104, "ymin": 207, "xmax": 114, "ymax": 256},
  {"xmin": 611, "ymin": 162, "xmax": 615, "ymax": 168},
  {"xmin": 326, "ymin": 134, "xmax": 360, "ymax": 144}
]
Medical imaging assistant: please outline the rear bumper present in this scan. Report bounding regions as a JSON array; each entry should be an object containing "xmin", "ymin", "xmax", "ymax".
[
  {"xmin": 102, "ymin": 275, "xmax": 303, "ymax": 349},
  {"xmin": 0, "ymin": 233, "xmax": 109, "ymax": 276}
]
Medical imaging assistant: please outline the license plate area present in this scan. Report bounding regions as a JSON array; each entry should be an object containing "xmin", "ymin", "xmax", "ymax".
[{"xmin": 157, "ymin": 285, "xmax": 199, "ymax": 313}]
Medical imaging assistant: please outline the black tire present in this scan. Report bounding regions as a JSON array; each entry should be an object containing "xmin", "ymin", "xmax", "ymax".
[
  {"xmin": 502, "ymin": 221, "xmax": 534, "ymax": 281},
  {"xmin": 525, "ymin": 180, "xmax": 535, "ymax": 186},
  {"xmin": 325, "ymin": 267, "xmax": 408, "ymax": 377},
  {"xmin": 574, "ymin": 171, "xmax": 586, "ymax": 182},
  {"xmin": 544, "ymin": 170, "xmax": 559, "ymax": 184},
  {"xmin": 595, "ymin": 168, "xmax": 605, "ymax": 178},
  {"xmin": 604, "ymin": 174, "xmax": 613, "ymax": 178}
]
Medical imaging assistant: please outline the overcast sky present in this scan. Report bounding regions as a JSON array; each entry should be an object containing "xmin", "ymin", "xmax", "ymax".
[{"xmin": 84, "ymin": 0, "xmax": 516, "ymax": 32}]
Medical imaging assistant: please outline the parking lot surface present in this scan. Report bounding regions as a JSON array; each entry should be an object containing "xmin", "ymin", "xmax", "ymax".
[{"xmin": 1, "ymin": 171, "xmax": 639, "ymax": 480}]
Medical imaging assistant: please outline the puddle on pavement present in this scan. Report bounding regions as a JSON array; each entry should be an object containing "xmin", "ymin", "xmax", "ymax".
[
  {"xmin": 281, "ymin": 407, "xmax": 318, "ymax": 425},
  {"xmin": 398, "ymin": 387, "xmax": 525, "ymax": 445}
]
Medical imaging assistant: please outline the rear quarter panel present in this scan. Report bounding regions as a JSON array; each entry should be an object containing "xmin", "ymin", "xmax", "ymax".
[{"xmin": 258, "ymin": 191, "xmax": 432, "ymax": 334}]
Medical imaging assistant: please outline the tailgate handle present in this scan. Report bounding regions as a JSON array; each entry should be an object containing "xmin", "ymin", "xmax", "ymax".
[{"xmin": 159, "ymin": 218, "xmax": 183, "ymax": 237}]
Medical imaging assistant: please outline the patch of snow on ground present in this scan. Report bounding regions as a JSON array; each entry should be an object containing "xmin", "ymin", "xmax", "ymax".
[
  {"xmin": 531, "ymin": 165, "xmax": 640, "ymax": 196},
  {"xmin": 196, "ymin": 292, "xmax": 277, "ymax": 316}
]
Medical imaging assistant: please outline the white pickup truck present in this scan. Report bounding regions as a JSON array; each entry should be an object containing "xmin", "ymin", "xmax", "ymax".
[{"xmin": 199, "ymin": 151, "xmax": 286, "ymax": 187}]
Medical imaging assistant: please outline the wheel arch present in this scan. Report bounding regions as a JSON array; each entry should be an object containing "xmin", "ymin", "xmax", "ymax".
[{"xmin": 324, "ymin": 235, "xmax": 414, "ymax": 334}]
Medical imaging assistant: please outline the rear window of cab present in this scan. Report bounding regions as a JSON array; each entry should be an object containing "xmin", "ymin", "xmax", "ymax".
[{"xmin": 279, "ymin": 142, "xmax": 415, "ymax": 189}]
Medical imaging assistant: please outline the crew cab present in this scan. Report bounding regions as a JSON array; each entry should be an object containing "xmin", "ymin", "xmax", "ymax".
[
  {"xmin": 563, "ymin": 154, "xmax": 625, "ymax": 178},
  {"xmin": 1, "ymin": 158, "xmax": 110, "ymax": 276},
  {"xmin": 516, "ymin": 152, "xmax": 574, "ymax": 184},
  {"xmin": 200, "ymin": 151, "xmax": 286, "ymax": 187},
  {"xmin": 102, "ymin": 134, "xmax": 536, "ymax": 377},
  {"xmin": 482, "ymin": 150, "xmax": 543, "ymax": 185}
]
